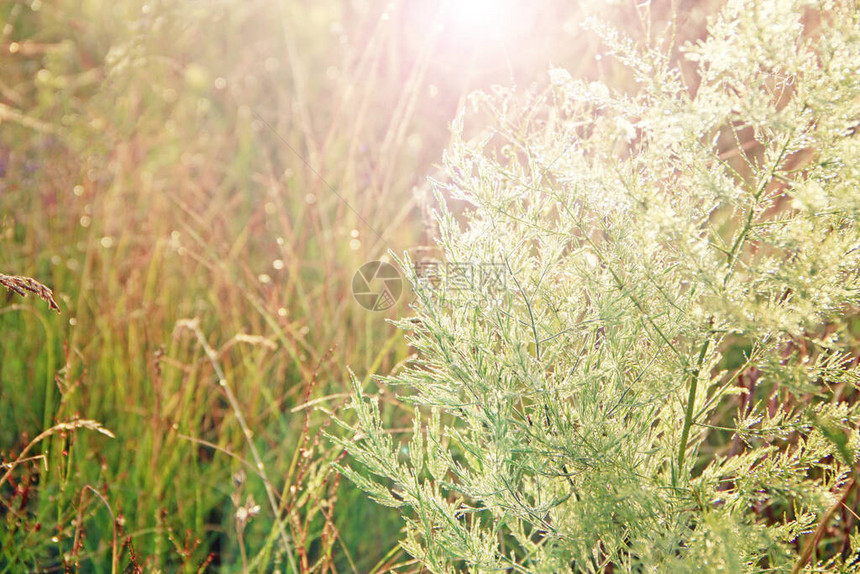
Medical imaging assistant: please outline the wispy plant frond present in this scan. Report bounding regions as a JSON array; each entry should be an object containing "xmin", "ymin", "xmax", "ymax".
[{"xmin": 342, "ymin": 0, "xmax": 860, "ymax": 571}]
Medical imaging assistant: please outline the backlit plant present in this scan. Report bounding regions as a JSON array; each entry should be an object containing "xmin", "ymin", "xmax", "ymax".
[{"xmin": 338, "ymin": 0, "xmax": 860, "ymax": 571}]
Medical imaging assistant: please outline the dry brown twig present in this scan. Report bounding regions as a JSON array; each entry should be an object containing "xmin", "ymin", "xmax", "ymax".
[{"xmin": 0, "ymin": 272, "xmax": 60, "ymax": 312}]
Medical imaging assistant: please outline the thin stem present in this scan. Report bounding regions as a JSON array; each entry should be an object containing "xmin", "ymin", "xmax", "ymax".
[
  {"xmin": 792, "ymin": 478, "xmax": 856, "ymax": 574},
  {"xmin": 503, "ymin": 255, "xmax": 542, "ymax": 362},
  {"xmin": 724, "ymin": 132, "xmax": 793, "ymax": 277},
  {"xmin": 676, "ymin": 333, "xmax": 712, "ymax": 480},
  {"xmin": 185, "ymin": 321, "xmax": 299, "ymax": 574}
]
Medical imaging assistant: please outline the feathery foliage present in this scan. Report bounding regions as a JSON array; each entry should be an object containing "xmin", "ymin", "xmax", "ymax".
[{"xmin": 339, "ymin": 0, "xmax": 860, "ymax": 571}]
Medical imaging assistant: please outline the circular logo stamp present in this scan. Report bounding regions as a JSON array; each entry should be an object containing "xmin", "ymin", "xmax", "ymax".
[{"xmin": 352, "ymin": 261, "xmax": 403, "ymax": 311}]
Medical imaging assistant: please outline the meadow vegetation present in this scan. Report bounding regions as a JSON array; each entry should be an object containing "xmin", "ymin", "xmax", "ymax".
[
  {"xmin": 2, "ymin": 0, "xmax": 858, "ymax": 572},
  {"xmin": 0, "ymin": 0, "xmax": 593, "ymax": 570},
  {"xmin": 339, "ymin": 0, "xmax": 860, "ymax": 571}
]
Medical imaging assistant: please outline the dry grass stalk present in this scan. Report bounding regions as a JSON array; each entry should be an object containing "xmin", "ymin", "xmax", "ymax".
[{"xmin": 0, "ymin": 272, "xmax": 60, "ymax": 312}]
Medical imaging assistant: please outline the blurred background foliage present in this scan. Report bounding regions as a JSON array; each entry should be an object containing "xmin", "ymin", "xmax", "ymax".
[{"xmin": 0, "ymin": 0, "xmax": 718, "ymax": 570}]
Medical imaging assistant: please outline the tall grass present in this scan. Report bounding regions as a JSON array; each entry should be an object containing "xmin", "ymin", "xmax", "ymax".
[{"xmin": 0, "ymin": 0, "xmax": 603, "ymax": 570}]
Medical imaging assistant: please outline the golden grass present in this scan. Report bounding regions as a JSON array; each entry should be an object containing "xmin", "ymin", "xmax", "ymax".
[{"xmin": 0, "ymin": 273, "xmax": 60, "ymax": 313}]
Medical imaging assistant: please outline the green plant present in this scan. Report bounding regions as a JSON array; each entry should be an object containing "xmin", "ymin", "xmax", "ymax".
[
  {"xmin": 3, "ymin": 0, "xmax": 586, "ymax": 569},
  {"xmin": 339, "ymin": 0, "xmax": 860, "ymax": 571},
  {"xmin": 0, "ymin": 0, "xmax": 424, "ymax": 569}
]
